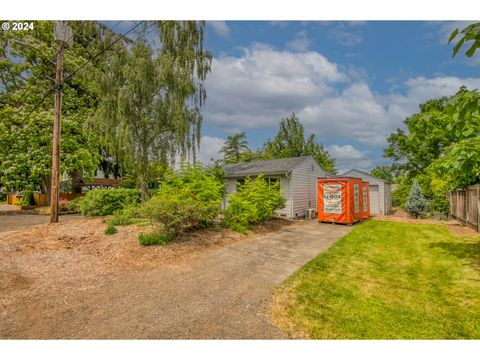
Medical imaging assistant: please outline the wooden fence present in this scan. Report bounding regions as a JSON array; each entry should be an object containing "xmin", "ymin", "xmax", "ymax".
[
  {"xmin": 449, "ymin": 186, "xmax": 480, "ymax": 232},
  {"xmin": 7, "ymin": 192, "xmax": 84, "ymax": 206}
]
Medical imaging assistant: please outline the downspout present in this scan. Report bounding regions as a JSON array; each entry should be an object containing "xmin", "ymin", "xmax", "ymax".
[{"xmin": 285, "ymin": 170, "xmax": 293, "ymax": 218}]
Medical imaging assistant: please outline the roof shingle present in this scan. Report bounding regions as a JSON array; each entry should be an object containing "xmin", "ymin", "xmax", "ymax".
[{"xmin": 224, "ymin": 156, "xmax": 312, "ymax": 177}]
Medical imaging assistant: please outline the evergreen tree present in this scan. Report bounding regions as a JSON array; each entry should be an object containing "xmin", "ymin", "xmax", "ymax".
[{"xmin": 405, "ymin": 181, "xmax": 428, "ymax": 218}]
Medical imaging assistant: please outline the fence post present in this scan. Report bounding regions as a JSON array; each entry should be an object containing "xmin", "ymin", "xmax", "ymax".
[
  {"xmin": 466, "ymin": 188, "xmax": 470, "ymax": 227},
  {"xmin": 477, "ymin": 186, "xmax": 480, "ymax": 232}
]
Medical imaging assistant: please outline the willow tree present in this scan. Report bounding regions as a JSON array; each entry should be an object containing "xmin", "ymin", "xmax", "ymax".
[{"xmin": 93, "ymin": 21, "xmax": 212, "ymax": 200}]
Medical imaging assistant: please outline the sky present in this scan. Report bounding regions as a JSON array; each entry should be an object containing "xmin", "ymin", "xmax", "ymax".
[
  {"xmin": 112, "ymin": 21, "xmax": 480, "ymax": 173},
  {"xmin": 198, "ymin": 21, "xmax": 480, "ymax": 173}
]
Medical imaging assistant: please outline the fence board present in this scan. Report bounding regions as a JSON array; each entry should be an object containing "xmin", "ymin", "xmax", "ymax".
[{"xmin": 449, "ymin": 186, "xmax": 480, "ymax": 231}]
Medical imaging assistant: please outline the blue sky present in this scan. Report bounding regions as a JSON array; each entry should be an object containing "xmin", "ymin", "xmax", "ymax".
[{"xmin": 110, "ymin": 21, "xmax": 480, "ymax": 173}]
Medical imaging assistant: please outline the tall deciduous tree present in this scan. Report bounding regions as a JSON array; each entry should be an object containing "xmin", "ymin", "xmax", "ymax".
[
  {"xmin": 370, "ymin": 165, "xmax": 399, "ymax": 183},
  {"xmin": 263, "ymin": 113, "xmax": 336, "ymax": 173},
  {"xmin": 220, "ymin": 132, "xmax": 250, "ymax": 164},
  {"xmin": 93, "ymin": 21, "xmax": 212, "ymax": 200},
  {"xmin": 0, "ymin": 21, "xmax": 117, "ymax": 193}
]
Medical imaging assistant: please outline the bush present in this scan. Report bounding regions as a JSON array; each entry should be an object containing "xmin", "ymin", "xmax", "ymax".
[
  {"xmin": 65, "ymin": 196, "xmax": 83, "ymax": 212},
  {"xmin": 138, "ymin": 230, "xmax": 173, "ymax": 246},
  {"xmin": 405, "ymin": 181, "xmax": 429, "ymax": 218},
  {"xmin": 429, "ymin": 178, "xmax": 450, "ymax": 215},
  {"xmin": 163, "ymin": 163, "xmax": 225, "ymax": 204},
  {"xmin": 108, "ymin": 203, "xmax": 142, "ymax": 226},
  {"xmin": 224, "ymin": 175, "xmax": 286, "ymax": 233},
  {"xmin": 141, "ymin": 188, "xmax": 220, "ymax": 239},
  {"xmin": 104, "ymin": 224, "xmax": 118, "ymax": 235},
  {"xmin": 392, "ymin": 182, "xmax": 411, "ymax": 208},
  {"xmin": 79, "ymin": 189, "xmax": 140, "ymax": 216},
  {"xmin": 23, "ymin": 191, "xmax": 35, "ymax": 206}
]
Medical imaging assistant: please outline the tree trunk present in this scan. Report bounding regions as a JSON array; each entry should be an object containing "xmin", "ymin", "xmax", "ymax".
[{"xmin": 139, "ymin": 174, "xmax": 149, "ymax": 202}]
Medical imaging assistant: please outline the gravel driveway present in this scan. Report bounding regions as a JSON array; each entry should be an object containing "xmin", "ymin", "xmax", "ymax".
[{"xmin": 2, "ymin": 220, "xmax": 351, "ymax": 339}]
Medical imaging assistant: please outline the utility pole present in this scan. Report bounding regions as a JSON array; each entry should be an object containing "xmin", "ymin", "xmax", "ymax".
[{"xmin": 50, "ymin": 21, "xmax": 73, "ymax": 224}]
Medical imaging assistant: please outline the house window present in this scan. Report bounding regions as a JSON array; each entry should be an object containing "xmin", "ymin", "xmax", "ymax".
[
  {"xmin": 236, "ymin": 178, "xmax": 245, "ymax": 191},
  {"xmin": 266, "ymin": 177, "xmax": 280, "ymax": 188}
]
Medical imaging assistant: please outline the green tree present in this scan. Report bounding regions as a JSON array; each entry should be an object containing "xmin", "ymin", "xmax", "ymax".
[
  {"xmin": 405, "ymin": 181, "xmax": 428, "ymax": 218},
  {"xmin": 370, "ymin": 165, "xmax": 399, "ymax": 183},
  {"xmin": 0, "ymin": 21, "xmax": 117, "ymax": 193},
  {"xmin": 92, "ymin": 21, "xmax": 212, "ymax": 200},
  {"xmin": 449, "ymin": 22, "xmax": 480, "ymax": 58},
  {"xmin": 384, "ymin": 87, "xmax": 479, "ymax": 186},
  {"xmin": 263, "ymin": 113, "xmax": 336, "ymax": 172},
  {"xmin": 220, "ymin": 132, "xmax": 250, "ymax": 163}
]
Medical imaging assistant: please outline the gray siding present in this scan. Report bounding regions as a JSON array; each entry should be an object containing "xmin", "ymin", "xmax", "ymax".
[
  {"xmin": 342, "ymin": 169, "xmax": 392, "ymax": 215},
  {"xmin": 291, "ymin": 157, "xmax": 330, "ymax": 218}
]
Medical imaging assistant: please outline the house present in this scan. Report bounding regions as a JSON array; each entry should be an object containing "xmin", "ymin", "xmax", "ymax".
[
  {"xmin": 223, "ymin": 156, "xmax": 334, "ymax": 218},
  {"xmin": 340, "ymin": 169, "xmax": 392, "ymax": 215}
]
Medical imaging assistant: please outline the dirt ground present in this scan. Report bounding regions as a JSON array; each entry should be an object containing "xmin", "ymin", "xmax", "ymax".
[
  {"xmin": 2, "ymin": 215, "xmax": 345, "ymax": 339},
  {"xmin": 374, "ymin": 208, "xmax": 480, "ymax": 238},
  {"xmin": 0, "ymin": 214, "xmax": 79, "ymax": 233}
]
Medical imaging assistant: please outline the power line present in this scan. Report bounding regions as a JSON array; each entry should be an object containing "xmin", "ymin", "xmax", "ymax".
[
  {"xmin": 19, "ymin": 20, "xmax": 144, "ymax": 124},
  {"xmin": 62, "ymin": 21, "xmax": 144, "ymax": 85},
  {"xmin": 13, "ymin": 21, "xmax": 87, "ymax": 107},
  {"xmin": 18, "ymin": 86, "xmax": 55, "ymax": 123}
]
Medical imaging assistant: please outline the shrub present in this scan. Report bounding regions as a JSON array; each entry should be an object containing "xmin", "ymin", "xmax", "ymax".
[
  {"xmin": 429, "ymin": 178, "xmax": 450, "ymax": 215},
  {"xmin": 108, "ymin": 203, "xmax": 142, "ymax": 226},
  {"xmin": 163, "ymin": 163, "xmax": 225, "ymax": 204},
  {"xmin": 104, "ymin": 224, "xmax": 118, "ymax": 235},
  {"xmin": 58, "ymin": 198, "xmax": 70, "ymax": 211},
  {"xmin": 224, "ymin": 175, "xmax": 286, "ymax": 233},
  {"xmin": 138, "ymin": 230, "xmax": 173, "ymax": 246},
  {"xmin": 79, "ymin": 189, "xmax": 140, "ymax": 216},
  {"xmin": 23, "ymin": 191, "xmax": 35, "ymax": 206},
  {"xmin": 65, "ymin": 196, "xmax": 83, "ymax": 212},
  {"xmin": 141, "ymin": 188, "xmax": 220, "ymax": 239},
  {"xmin": 405, "ymin": 181, "xmax": 429, "ymax": 218},
  {"xmin": 392, "ymin": 182, "xmax": 411, "ymax": 208}
]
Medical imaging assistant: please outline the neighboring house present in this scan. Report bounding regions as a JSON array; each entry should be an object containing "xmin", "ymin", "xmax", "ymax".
[
  {"xmin": 224, "ymin": 156, "xmax": 334, "ymax": 218},
  {"xmin": 340, "ymin": 169, "xmax": 392, "ymax": 215}
]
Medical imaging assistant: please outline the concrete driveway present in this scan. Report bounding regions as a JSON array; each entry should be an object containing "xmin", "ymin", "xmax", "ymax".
[{"xmin": 4, "ymin": 220, "xmax": 352, "ymax": 339}]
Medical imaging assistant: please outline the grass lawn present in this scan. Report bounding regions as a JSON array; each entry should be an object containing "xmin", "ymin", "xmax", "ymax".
[{"xmin": 272, "ymin": 220, "xmax": 480, "ymax": 339}]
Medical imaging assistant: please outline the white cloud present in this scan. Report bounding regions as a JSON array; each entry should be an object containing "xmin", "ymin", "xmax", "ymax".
[
  {"xmin": 286, "ymin": 31, "xmax": 310, "ymax": 52},
  {"xmin": 197, "ymin": 136, "xmax": 225, "ymax": 164},
  {"xmin": 204, "ymin": 43, "xmax": 480, "ymax": 169},
  {"xmin": 204, "ymin": 43, "xmax": 348, "ymax": 129},
  {"xmin": 328, "ymin": 144, "xmax": 374, "ymax": 173},
  {"xmin": 328, "ymin": 23, "xmax": 363, "ymax": 47},
  {"xmin": 208, "ymin": 21, "xmax": 230, "ymax": 37}
]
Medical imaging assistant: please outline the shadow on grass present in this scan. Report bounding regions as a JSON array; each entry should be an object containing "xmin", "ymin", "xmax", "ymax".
[{"xmin": 429, "ymin": 241, "xmax": 480, "ymax": 272}]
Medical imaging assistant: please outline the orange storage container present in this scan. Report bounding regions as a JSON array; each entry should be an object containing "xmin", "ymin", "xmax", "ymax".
[{"xmin": 318, "ymin": 177, "xmax": 367, "ymax": 225}]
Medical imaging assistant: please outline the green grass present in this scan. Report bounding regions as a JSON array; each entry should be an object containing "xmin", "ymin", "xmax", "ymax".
[
  {"xmin": 138, "ymin": 230, "xmax": 174, "ymax": 246},
  {"xmin": 272, "ymin": 220, "xmax": 480, "ymax": 339},
  {"xmin": 104, "ymin": 224, "xmax": 118, "ymax": 235}
]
